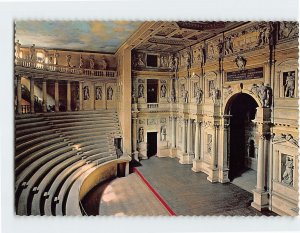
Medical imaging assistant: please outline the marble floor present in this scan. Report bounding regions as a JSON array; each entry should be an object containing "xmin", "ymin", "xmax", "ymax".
[{"xmin": 231, "ymin": 168, "xmax": 257, "ymax": 193}]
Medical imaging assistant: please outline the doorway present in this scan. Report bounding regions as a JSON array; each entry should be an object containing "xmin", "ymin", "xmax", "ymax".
[
  {"xmin": 147, "ymin": 79, "xmax": 158, "ymax": 103},
  {"xmin": 228, "ymin": 93, "xmax": 258, "ymax": 185},
  {"xmin": 147, "ymin": 132, "xmax": 157, "ymax": 157}
]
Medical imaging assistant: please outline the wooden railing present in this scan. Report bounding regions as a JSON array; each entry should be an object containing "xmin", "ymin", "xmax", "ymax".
[{"xmin": 15, "ymin": 58, "xmax": 116, "ymax": 78}]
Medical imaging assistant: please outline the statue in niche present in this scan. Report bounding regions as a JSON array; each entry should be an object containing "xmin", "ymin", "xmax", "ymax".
[
  {"xmin": 284, "ymin": 71, "xmax": 295, "ymax": 98},
  {"xmin": 186, "ymin": 50, "xmax": 192, "ymax": 70},
  {"xmin": 83, "ymin": 86, "xmax": 90, "ymax": 100},
  {"xmin": 54, "ymin": 52, "xmax": 59, "ymax": 65},
  {"xmin": 208, "ymin": 80, "xmax": 215, "ymax": 97},
  {"xmin": 170, "ymin": 88, "xmax": 176, "ymax": 103},
  {"xmin": 138, "ymin": 127, "xmax": 144, "ymax": 143},
  {"xmin": 258, "ymin": 83, "xmax": 272, "ymax": 107},
  {"xmin": 138, "ymin": 84, "xmax": 144, "ymax": 98},
  {"xmin": 66, "ymin": 55, "xmax": 71, "ymax": 67},
  {"xmin": 195, "ymin": 87, "xmax": 203, "ymax": 104},
  {"xmin": 235, "ymin": 55, "xmax": 247, "ymax": 71},
  {"xmin": 282, "ymin": 155, "xmax": 294, "ymax": 186},
  {"xmin": 183, "ymin": 90, "xmax": 189, "ymax": 103},
  {"xmin": 107, "ymin": 86, "xmax": 113, "ymax": 100},
  {"xmin": 217, "ymin": 39, "xmax": 224, "ymax": 57},
  {"xmin": 132, "ymin": 88, "xmax": 137, "ymax": 103},
  {"xmin": 160, "ymin": 84, "xmax": 167, "ymax": 98},
  {"xmin": 224, "ymin": 36, "xmax": 234, "ymax": 55},
  {"xmin": 95, "ymin": 86, "xmax": 102, "ymax": 100},
  {"xmin": 137, "ymin": 53, "xmax": 145, "ymax": 66},
  {"xmin": 15, "ymin": 40, "xmax": 21, "ymax": 58},
  {"xmin": 79, "ymin": 54, "xmax": 84, "ymax": 68},
  {"xmin": 209, "ymin": 44, "xmax": 215, "ymax": 59},
  {"xmin": 211, "ymin": 88, "xmax": 220, "ymax": 104},
  {"xmin": 160, "ymin": 55, "xmax": 168, "ymax": 67},
  {"xmin": 102, "ymin": 59, "xmax": 108, "ymax": 70},
  {"xmin": 89, "ymin": 56, "xmax": 95, "ymax": 69},
  {"xmin": 170, "ymin": 54, "xmax": 179, "ymax": 72},
  {"xmin": 161, "ymin": 126, "xmax": 167, "ymax": 141},
  {"xmin": 29, "ymin": 44, "xmax": 36, "ymax": 60}
]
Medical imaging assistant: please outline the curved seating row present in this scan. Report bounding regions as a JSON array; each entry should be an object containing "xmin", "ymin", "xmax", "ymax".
[{"xmin": 15, "ymin": 110, "xmax": 122, "ymax": 215}]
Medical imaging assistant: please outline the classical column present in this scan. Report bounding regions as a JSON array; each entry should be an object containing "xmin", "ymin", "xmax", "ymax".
[
  {"xmin": 199, "ymin": 122, "xmax": 204, "ymax": 160},
  {"xmin": 171, "ymin": 116, "xmax": 176, "ymax": 148},
  {"xmin": 79, "ymin": 81, "xmax": 83, "ymax": 111},
  {"xmin": 42, "ymin": 80, "xmax": 47, "ymax": 112},
  {"xmin": 187, "ymin": 118, "xmax": 193, "ymax": 155},
  {"xmin": 132, "ymin": 112, "xmax": 139, "ymax": 160},
  {"xmin": 256, "ymin": 135, "xmax": 265, "ymax": 191},
  {"xmin": 182, "ymin": 119, "xmax": 187, "ymax": 153},
  {"xmin": 17, "ymin": 75, "xmax": 22, "ymax": 114},
  {"xmin": 30, "ymin": 77, "xmax": 35, "ymax": 113},
  {"xmin": 194, "ymin": 121, "xmax": 200, "ymax": 160},
  {"xmin": 211, "ymin": 125, "xmax": 218, "ymax": 168},
  {"xmin": 66, "ymin": 80, "xmax": 71, "ymax": 111},
  {"xmin": 92, "ymin": 82, "xmax": 96, "ymax": 110},
  {"xmin": 54, "ymin": 80, "xmax": 59, "ymax": 112}
]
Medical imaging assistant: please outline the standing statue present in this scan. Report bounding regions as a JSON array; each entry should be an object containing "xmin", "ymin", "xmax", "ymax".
[
  {"xmin": 160, "ymin": 84, "xmax": 167, "ymax": 98},
  {"xmin": 258, "ymin": 83, "xmax": 272, "ymax": 107},
  {"xmin": 95, "ymin": 86, "xmax": 102, "ymax": 100},
  {"xmin": 183, "ymin": 90, "xmax": 189, "ymax": 103},
  {"xmin": 54, "ymin": 53, "xmax": 59, "ymax": 65},
  {"xmin": 217, "ymin": 39, "xmax": 224, "ymax": 57},
  {"xmin": 29, "ymin": 44, "xmax": 36, "ymax": 60},
  {"xmin": 161, "ymin": 126, "xmax": 167, "ymax": 141},
  {"xmin": 170, "ymin": 88, "xmax": 176, "ymax": 103},
  {"xmin": 138, "ymin": 84, "xmax": 144, "ymax": 98},
  {"xmin": 282, "ymin": 156, "xmax": 294, "ymax": 186},
  {"xmin": 285, "ymin": 72, "xmax": 295, "ymax": 98},
  {"xmin": 174, "ymin": 56, "xmax": 179, "ymax": 72},
  {"xmin": 138, "ymin": 127, "xmax": 144, "ymax": 142},
  {"xmin": 83, "ymin": 86, "xmax": 90, "ymax": 100},
  {"xmin": 66, "ymin": 55, "xmax": 71, "ymax": 67},
  {"xmin": 15, "ymin": 40, "xmax": 21, "ymax": 58},
  {"xmin": 224, "ymin": 36, "xmax": 234, "ymax": 55},
  {"xmin": 186, "ymin": 50, "xmax": 192, "ymax": 70},
  {"xmin": 79, "ymin": 54, "xmax": 84, "ymax": 68},
  {"xmin": 195, "ymin": 88, "xmax": 203, "ymax": 104},
  {"xmin": 107, "ymin": 86, "xmax": 113, "ymax": 100},
  {"xmin": 89, "ymin": 57, "xmax": 95, "ymax": 69}
]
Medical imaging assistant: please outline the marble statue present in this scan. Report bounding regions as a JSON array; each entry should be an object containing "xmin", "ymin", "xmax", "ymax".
[
  {"xmin": 282, "ymin": 156, "xmax": 293, "ymax": 186},
  {"xmin": 89, "ymin": 57, "xmax": 95, "ymax": 69},
  {"xmin": 138, "ymin": 84, "xmax": 144, "ymax": 98},
  {"xmin": 170, "ymin": 88, "xmax": 176, "ymax": 103},
  {"xmin": 83, "ymin": 86, "xmax": 90, "ymax": 100},
  {"xmin": 161, "ymin": 126, "xmax": 167, "ymax": 141},
  {"xmin": 107, "ymin": 86, "xmax": 113, "ymax": 100},
  {"xmin": 79, "ymin": 55, "xmax": 84, "ymax": 68},
  {"xmin": 195, "ymin": 88, "xmax": 203, "ymax": 104},
  {"xmin": 224, "ymin": 36, "xmax": 234, "ymax": 55},
  {"xmin": 15, "ymin": 40, "xmax": 21, "ymax": 58},
  {"xmin": 66, "ymin": 55, "xmax": 71, "ymax": 67},
  {"xmin": 235, "ymin": 55, "xmax": 247, "ymax": 70},
  {"xmin": 95, "ymin": 86, "xmax": 102, "ymax": 100},
  {"xmin": 54, "ymin": 53, "xmax": 59, "ymax": 65},
  {"xmin": 29, "ymin": 44, "xmax": 36, "ymax": 60},
  {"xmin": 258, "ymin": 84, "xmax": 272, "ymax": 107},
  {"xmin": 139, "ymin": 127, "xmax": 144, "ymax": 142},
  {"xmin": 285, "ymin": 72, "xmax": 295, "ymax": 98},
  {"xmin": 186, "ymin": 51, "xmax": 192, "ymax": 70},
  {"xmin": 160, "ymin": 84, "xmax": 167, "ymax": 98},
  {"xmin": 183, "ymin": 90, "xmax": 189, "ymax": 103}
]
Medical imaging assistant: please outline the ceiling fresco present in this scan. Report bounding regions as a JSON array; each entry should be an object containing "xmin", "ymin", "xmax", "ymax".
[{"xmin": 15, "ymin": 21, "xmax": 143, "ymax": 53}]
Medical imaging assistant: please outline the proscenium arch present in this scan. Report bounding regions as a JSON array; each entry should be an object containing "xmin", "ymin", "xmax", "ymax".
[{"xmin": 223, "ymin": 90, "xmax": 262, "ymax": 115}]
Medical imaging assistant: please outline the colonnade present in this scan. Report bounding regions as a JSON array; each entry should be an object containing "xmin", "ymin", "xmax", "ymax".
[{"xmin": 15, "ymin": 75, "xmax": 108, "ymax": 114}]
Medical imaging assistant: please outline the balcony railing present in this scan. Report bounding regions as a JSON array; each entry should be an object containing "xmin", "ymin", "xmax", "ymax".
[
  {"xmin": 15, "ymin": 58, "xmax": 116, "ymax": 78},
  {"xmin": 147, "ymin": 103, "xmax": 159, "ymax": 108}
]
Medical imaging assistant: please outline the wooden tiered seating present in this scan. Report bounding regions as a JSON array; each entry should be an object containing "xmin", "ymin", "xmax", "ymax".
[{"xmin": 15, "ymin": 110, "xmax": 123, "ymax": 216}]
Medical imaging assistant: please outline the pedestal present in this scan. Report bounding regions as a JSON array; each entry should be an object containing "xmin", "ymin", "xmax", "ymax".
[
  {"xmin": 218, "ymin": 168, "xmax": 230, "ymax": 183},
  {"xmin": 207, "ymin": 166, "xmax": 219, "ymax": 183},
  {"xmin": 251, "ymin": 189, "xmax": 269, "ymax": 211},
  {"xmin": 179, "ymin": 153, "xmax": 193, "ymax": 164}
]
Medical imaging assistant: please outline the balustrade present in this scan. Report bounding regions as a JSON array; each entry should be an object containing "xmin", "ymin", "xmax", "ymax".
[
  {"xmin": 15, "ymin": 57, "xmax": 116, "ymax": 78},
  {"xmin": 147, "ymin": 103, "xmax": 159, "ymax": 108}
]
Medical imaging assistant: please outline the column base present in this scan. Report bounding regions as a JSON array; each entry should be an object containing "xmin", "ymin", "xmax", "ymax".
[
  {"xmin": 133, "ymin": 151, "xmax": 139, "ymax": 162},
  {"xmin": 218, "ymin": 168, "xmax": 230, "ymax": 183},
  {"xmin": 207, "ymin": 166, "xmax": 219, "ymax": 183},
  {"xmin": 251, "ymin": 189, "xmax": 269, "ymax": 211},
  {"xmin": 192, "ymin": 159, "xmax": 201, "ymax": 172},
  {"xmin": 169, "ymin": 148, "xmax": 177, "ymax": 158},
  {"xmin": 179, "ymin": 153, "xmax": 193, "ymax": 164}
]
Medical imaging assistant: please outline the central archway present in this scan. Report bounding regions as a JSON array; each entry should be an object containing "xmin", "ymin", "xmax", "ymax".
[{"xmin": 226, "ymin": 93, "xmax": 259, "ymax": 183}]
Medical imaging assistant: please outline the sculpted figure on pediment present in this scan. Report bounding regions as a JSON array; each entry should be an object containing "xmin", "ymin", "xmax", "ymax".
[{"xmin": 280, "ymin": 22, "xmax": 299, "ymax": 39}]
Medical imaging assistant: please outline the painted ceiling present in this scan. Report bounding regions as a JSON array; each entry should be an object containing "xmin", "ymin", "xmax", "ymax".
[{"xmin": 15, "ymin": 21, "xmax": 143, "ymax": 53}]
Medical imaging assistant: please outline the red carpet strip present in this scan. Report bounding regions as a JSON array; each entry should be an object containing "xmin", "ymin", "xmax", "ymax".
[{"xmin": 133, "ymin": 167, "xmax": 176, "ymax": 216}]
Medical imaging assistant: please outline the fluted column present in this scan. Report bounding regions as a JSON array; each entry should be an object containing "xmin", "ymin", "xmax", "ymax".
[
  {"xmin": 79, "ymin": 81, "xmax": 83, "ymax": 111},
  {"xmin": 132, "ymin": 114, "xmax": 138, "ymax": 153},
  {"xmin": 256, "ymin": 135, "xmax": 265, "ymax": 191},
  {"xmin": 54, "ymin": 80, "xmax": 59, "ymax": 112},
  {"xmin": 211, "ymin": 125, "xmax": 218, "ymax": 168},
  {"xmin": 42, "ymin": 80, "xmax": 47, "ymax": 112},
  {"xmin": 182, "ymin": 119, "xmax": 187, "ymax": 153},
  {"xmin": 30, "ymin": 77, "xmax": 35, "ymax": 113},
  {"xmin": 171, "ymin": 116, "xmax": 176, "ymax": 148},
  {"xmin": 194, "ymin": 121, "xmax": 200, "ymax": 160},
  {"xmin": 16, "ymin": 76, "xmax": 22, "ymax": 114},
  {"xmin": 187, "ymin": 119, "xmax": 194, "ymax": 155},
  {"xmin": 92, "ymin": 82, "xmax": 96, "ymax": 110},
  {"xmin": 67, "ymin": 80, "xmax": 71, "ymax": 111}
]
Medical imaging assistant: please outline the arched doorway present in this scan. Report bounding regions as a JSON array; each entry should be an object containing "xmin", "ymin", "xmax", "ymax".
[{"xmin": 227, "ymin": 93, "xmax": 258, "ymax": 184}]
